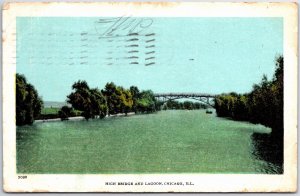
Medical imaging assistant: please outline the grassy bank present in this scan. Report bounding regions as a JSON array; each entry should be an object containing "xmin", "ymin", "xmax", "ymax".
[{"xmin": 37, "ymin": 107, "xmax": 82, "ymax": 120}]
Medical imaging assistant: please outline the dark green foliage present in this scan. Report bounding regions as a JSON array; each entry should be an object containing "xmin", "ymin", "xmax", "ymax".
[
  {"xmin": 130, "ymin": 88, "xmax": 161, "ymax": 113},
  {"xmin": 162, "ymin": 100, "xmax": 208, "ymax": 110},
  {"xmin": 101, "ymin": 83, "xmax": 159, "ymax": 115},
  {"xmin": 67, "ymin": 80, "xmax": 107, "ymax": 120},
  {"xmin": 136, "ymin": 90, "xmax": 157, "ymax": 113},
  {"xmin": 164, "ymin": 100, "xmax": 181, "ymax": 110},
  {"xmin": 67, "ymin": 81, "xmax": 157, "ymax": 120},
  {"xmin": 215, "ymin": 55, "xmax": 283, "ymax": 136},
  {"xmin": 183, "ymin": 101, "xmax": 194, "ymax": 110},
  {"xmin": 37, "ymin": 107, "xmax": 82, "ymax": 120},
  {"xmin": 215, "ymin": 93, "xmax": 248, "ymax": 120},
  {"xmin": 58, "ymin": 106, "xmax": 75, "ymax": 121},
  {"xmin": 118, "ymin": 87, "xmax": 133, "ymax": 115},
  {"xmin": 155, "ymin": 100, "xmax": 164, "ymax": 111},
  {"xmin": 194, "ymin": 102, "xmax": 207, "ymax": 109},
  {"xmin": 248, "ymin": 55, "xmax": 283, "ymax": 136},
  {"xmin": 101, "ymin": 82, "xmax": 119, "ymax": 115},
  {"xmin": 16, "ymin": 74, "xmax": 43, "ymax": 126},
  {"xmin": 129, "ymin": 86, "xmax": 140, "ymax": 113},
  {"xmin": 101, "ymin": 82, "xmax": 133, "ymax": 115},
  {"xmin": 89, "ymin": 88, "xmax": 108, "ymax": 118}
]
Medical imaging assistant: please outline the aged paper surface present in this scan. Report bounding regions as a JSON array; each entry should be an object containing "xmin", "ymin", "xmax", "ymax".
[{"xmin": 2, "ymin": 2, "xmax": 298, "ymax": 192}]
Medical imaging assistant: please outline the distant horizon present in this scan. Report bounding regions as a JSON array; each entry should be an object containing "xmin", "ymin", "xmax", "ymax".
[{"xmin": 17, "ymin": 17, "xmax": 283, "ymax": 102}]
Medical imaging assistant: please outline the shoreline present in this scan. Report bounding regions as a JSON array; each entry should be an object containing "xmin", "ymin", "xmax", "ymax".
[
  {"xmin": 35, "ymin": 112, "xmax": 136, "ymax": 123},
  {"xmin": 34, "ymin": 109, "xmax": 212, "ymax": 124}
]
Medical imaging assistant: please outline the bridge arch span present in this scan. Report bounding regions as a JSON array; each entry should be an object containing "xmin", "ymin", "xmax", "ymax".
[{"xmin": 154, "ymin": 93, "xmax": 216, "ymax": 108}]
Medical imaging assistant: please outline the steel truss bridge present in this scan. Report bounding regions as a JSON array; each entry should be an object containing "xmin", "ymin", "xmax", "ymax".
[{"xmin": 154, "ymin": 93, "xmax": 216, "ymax": 108}]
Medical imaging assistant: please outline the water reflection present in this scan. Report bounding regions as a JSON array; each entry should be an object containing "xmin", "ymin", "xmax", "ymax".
[{"xmin": 251, "ymin": 132, "xmax": 283, "ymax": 174}]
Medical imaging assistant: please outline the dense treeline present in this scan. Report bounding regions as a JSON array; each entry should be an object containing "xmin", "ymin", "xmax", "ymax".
[
  {"xmin": 162, "ymin": 100, "xmax": 208, "ymax": 110},
  {"xmin": 215, "ymin": 55, "xmax": 283, "ymax": 136},
  {"xmin": 66, "ymin": 81, "xmax": 159, "ymax": 120},
  {"xmin": 16, "ymin": 74, "xmax": 43, "ymax": 126},
  {"xmin": 67, "ymin": 81, "xmax": 107, "ymax": 120},
  {"xmin": 16, "ymin": 74, "xmax": 160, "ymax": 124}
]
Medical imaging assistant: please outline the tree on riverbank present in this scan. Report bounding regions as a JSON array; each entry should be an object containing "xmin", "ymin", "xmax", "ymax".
[
  {"xmin": 67, "ymin": 81, "xmax": 158, "ymax": 119},
  {"xmin": 101, "ymin": 82, "xmax": 133, "ymax": 115},
  {"xmin": 129, "ymin": 86, "xmax": 141, "ymax": 113},
  {"xmin": 162, "ymin": 100, "xmax": 208, "ymax": 110},
  {"xmin": 102, "ymin": 83, "xmax": 159, "ymax": 114},
  {"xmin": 16, "ymin": 74, "xmax": 43, "ymax": 126},
  {"xmin": 58, "ymin": 106, "xmax": 75, "ymax": 120},
  {"xmin": 215, "ymin": 55, "xmax": 283, "ymax": 136},
  {"xmin": 248, "ymin": 56, "xmax": 283, "ymax": 135},
  {"xmin": 67, "ymin": 80, "xmax": 107, "ymax": 120},
  {"xmin": 136, "ymin": 90, "xmax": 157, "ymax": 113}
]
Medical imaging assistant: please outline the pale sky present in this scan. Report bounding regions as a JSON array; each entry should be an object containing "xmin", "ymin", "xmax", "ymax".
[{"xmin": 17, "ymin": 17, "xmax": 283, "ymax": 101}]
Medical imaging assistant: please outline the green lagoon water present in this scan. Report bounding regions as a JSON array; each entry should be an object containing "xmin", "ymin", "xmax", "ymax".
[{"xmin": 17, "ymin": 110, "xmax": 282, "ymax": 174}]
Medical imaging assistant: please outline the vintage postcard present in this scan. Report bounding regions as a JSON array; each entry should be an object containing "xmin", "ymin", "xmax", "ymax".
[{"xmin": 2, "ymin": 2, "xmax": 298, "ymax": 192}]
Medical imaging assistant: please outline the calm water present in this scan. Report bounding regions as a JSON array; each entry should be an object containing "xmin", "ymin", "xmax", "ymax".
[{"xmin": 17, "ymin": 110, "xmax": 282, "ymax": 174}]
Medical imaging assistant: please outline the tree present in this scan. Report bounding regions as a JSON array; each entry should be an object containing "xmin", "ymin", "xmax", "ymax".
[
  {"xmin": 215, "ymin": 55, "xmax": 284, "ymax": 136},
  {"xmin": 166, "ymin": 100, "xmax": 180, "ymax": 109},
  {"xmin": 101, "ymin": 82, "xmax": 119, "ymax": 115},
  {"xmin": 271, "ymin": 55, "xmax": 283, "ymax": 135},
  {"xmin": 102, "ymin": 82, "xmax": 133, "ymax": 115},
  {"xmin": 90, "ymin": 88, "xmax": 108, "ymax": 118},
  {"xmin": 136, "ymin": 90, "xmax": 157, "ymax": 113},
  {"xmin": 67, "ymin": 80, "xmax": 107, "ymax": 120},
  {"xmin": 118, "ymin": 87, "xmax": 133, "ymax": 115},
  {"xmin": 16, "ymin": 74, "xmax": 43, "ymax": 126},
  {"xmin": 183, "ymin": 101, "xmax": 194, "ymax": 110},
  {"xmin": 58, "ymin": 106, "xmax": 75, "ymax": 121},
  {"xmin": 130, "ymin": 86, "xmax": 140, "ymax": 113}
]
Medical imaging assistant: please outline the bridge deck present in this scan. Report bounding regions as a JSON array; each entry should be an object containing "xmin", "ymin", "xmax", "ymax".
[{"xmin": 154, "ymin": 93, "xmax": 216, "ymax": 98}]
